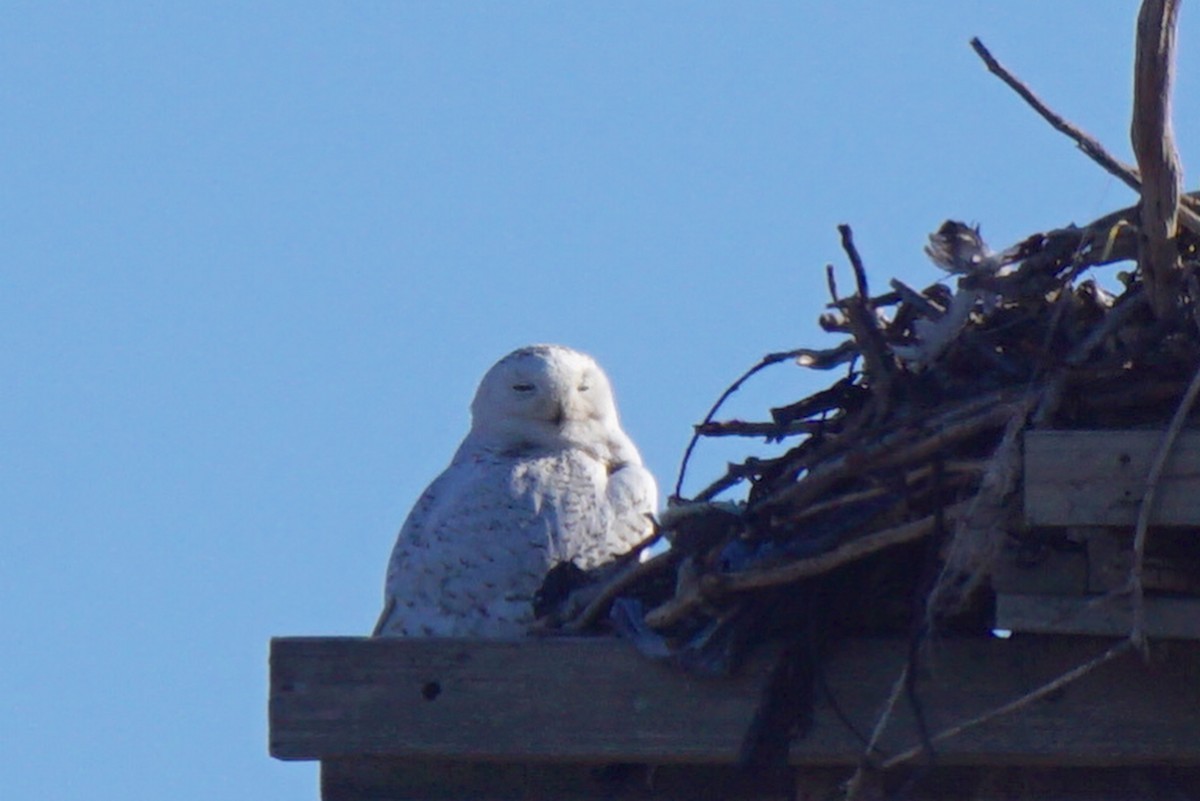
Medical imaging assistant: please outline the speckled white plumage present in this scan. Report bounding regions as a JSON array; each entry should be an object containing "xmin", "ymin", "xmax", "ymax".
[{"xmin": 373, "ymin": 345, "xmax": 657, "ymax": 638}]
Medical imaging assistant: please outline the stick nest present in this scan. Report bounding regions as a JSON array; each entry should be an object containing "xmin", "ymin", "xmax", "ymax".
[{"xmin": 538, "ymin": 204, "xmax": 1200, "ymax": 670}]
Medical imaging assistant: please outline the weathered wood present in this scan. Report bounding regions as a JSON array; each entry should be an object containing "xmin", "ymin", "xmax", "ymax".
[
  {"xmin": 316, "ymin": 761, "xmax": 1200, "ymax": 801},
  {"xmin": 1087, "ymin": 529, "xmax": 1129, "ymax": 593},
  {"xmin": 1024, "ymin": 430, "xmax": 1200, "ymax": 526},
  {"xmin": 1132, "ymin": 0, "xmax": 1185, "ymax": 318},
  {"xmin": 996, "ymin": 594, "xmax": 1200, "ymax": 639},
  {"xmin": 991, "ymin": 542, "xmax": 1088, "ymax": 596},
  {"xmin": 321, "ymin": 759, "xmax": 813, "ymax": 801},
  {"xmin": 271, "ymin": 636, "xmax": 776, "ymax": 763},
  {"xmin": 270, "ymin": 636, "xmax": 1200, "ymax": 766}
]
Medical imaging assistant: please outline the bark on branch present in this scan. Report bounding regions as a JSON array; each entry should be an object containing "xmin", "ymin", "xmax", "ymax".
[{"xmin": 1132, "ymin": 0, "xmax": 1185, "ymax": 319}]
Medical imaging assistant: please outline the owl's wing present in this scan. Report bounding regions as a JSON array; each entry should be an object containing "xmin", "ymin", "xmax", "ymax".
[
  {"xmin": 605, "ymin": 461, "xmax": 658, "ymax": 554},
  {"xmin": 373, "ymin": 454, "xmax": 556, "ymax": 637},
  {"xmin": 371, "ymin": 464, "xmax": 461, "ymax": 635}
]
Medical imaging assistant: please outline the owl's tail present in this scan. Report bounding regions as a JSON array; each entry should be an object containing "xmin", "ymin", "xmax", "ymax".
[{"xmin": 371, "ymin": 597, "xmax": 396, "ymax": 637}]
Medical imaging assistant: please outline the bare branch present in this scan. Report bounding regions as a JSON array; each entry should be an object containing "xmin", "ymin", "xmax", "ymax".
[
  {"xmin": 970, "ymin": 37, "xmax": 1141, "ymax": 192},
  {"xmin": 1132, "ymin": 0, "xmax": 1185, "ymax": 319},
  {"xmin": 879, "ymin": 641, "xmax": 1136, "ymax": 770}
]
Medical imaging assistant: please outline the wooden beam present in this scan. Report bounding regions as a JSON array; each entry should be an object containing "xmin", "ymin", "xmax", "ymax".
[
  {"xmin": 272, "ymin": 636, "xmax": 778, "ymax": 764},
  {"xmin": 270, "ymin": 636, "xmax": 1200, "ymax": 766},
  {"xmin": 320, "ymin": 759, "xmax": 811, "ymax": 801},
  {"xmin": 1024, "ymin": 430, "xmax": 1200, "ymax": 526},
  {"xmin": 996, "ymin": 594, "xmax": 1200, "ymax": 639},
  {"xmin": 317, "ymin": 760, "xmax": 1200, "ymax": 801}
]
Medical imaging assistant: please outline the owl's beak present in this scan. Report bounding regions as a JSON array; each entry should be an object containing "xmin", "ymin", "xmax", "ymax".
[{"xmin": 551, "ymin": 402, "xmax": 567, "ymax": 427}]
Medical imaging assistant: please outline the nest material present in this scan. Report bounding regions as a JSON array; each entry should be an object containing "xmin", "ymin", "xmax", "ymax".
[
  {"xmin": 532, "ymin": 10, "xmax": 1200, "ymax": 792},
  {"xmin": 542, "ymin": 204, "xmax": 1200, "ymax": 669}
]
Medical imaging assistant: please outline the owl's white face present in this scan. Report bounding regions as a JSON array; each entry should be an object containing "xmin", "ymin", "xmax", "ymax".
[{"xmin": 467, "ymin": 345, "xmax": 626, "ymax": 458}]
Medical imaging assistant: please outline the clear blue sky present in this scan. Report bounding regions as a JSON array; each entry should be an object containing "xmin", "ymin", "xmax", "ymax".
[{"xmin": 2, "ymin": 4, "xmax": 1195, "ymax": 799}]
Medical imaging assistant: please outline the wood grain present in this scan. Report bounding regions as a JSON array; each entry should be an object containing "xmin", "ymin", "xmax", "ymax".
[
  {"xmin": 1024, "ymin": 430, "xmax": 1200, "ymax": 526},
  {"xmin": 996, "ymin": 594, "xmax": 1200, "ymax": 639},
  {"xmin": 270, "ymin": 636, "xmax": 1200, "ymax": 766}
]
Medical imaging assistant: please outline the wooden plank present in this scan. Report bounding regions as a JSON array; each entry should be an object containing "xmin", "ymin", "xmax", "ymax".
[
  {"xmin": 318, "ymin": 760, "xmax": 1200, "ymax": 801},
  {"xmin": 990, "ymin": 541, "xmax": 1088, "ymax": 596},
  {"xmin": 320, "ymin": 758, "xmax": 811, "ymax": 801},
  {"xmin": 996, "ymin": 594, "xmax": 1200, "ymax": 639},
  {"xmin": 270, "ymin": 636, "xmax": 1200, "ymax": 766},
  {"xmin": 272, "ymin": 637, "xmax": 778, "ymax": 763},
  {"xmin": 1024, "ymin": 430, "xmax": 1200, "ymax": 526}
]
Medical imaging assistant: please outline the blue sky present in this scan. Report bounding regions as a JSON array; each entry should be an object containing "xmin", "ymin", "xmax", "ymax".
[{"xmin": 2, "ymin": 4, "xmax": 1195, "ymax": 799}]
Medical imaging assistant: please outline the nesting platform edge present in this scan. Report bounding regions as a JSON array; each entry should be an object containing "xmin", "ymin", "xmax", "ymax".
[{"xmin": 270, "ymin": 635, "xmax": 1200, "ymax": 766}]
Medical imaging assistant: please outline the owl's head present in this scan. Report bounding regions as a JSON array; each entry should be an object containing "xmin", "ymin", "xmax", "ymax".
[{"xmin": 465, "ymin": 344, "xmax": 637, "ymax": 462}]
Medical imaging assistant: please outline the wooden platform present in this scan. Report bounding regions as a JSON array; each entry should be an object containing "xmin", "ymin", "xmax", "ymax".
[
  {"xmin": 271, "ymin": 429, "xmax": 1200, "ymax": 798},
  {"xmin": 270, "ymin": 636, "xmax": 1200, "ymax": 798},
  {"xmin": 1024, "ymin": 429, "xmax": 1200, "ymax": 527},
  {"xmin": 994, "ymin": 430, "xmax": 1200, "ymax": 638}
]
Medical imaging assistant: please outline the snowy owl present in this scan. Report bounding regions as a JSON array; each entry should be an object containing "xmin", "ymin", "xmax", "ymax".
[{"xmin": 373, "ymin": 344, "xmax": 657, "ymax": 638}]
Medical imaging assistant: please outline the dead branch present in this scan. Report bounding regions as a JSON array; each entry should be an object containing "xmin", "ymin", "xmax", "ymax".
[
  {"xmin": 712, "ymin": 501, "xmax": 971, "ymax": 595},
  {"xmin": 759, "ymin": 389, "xmax": 1025, "ymax": 519},
  {"xmin": 838, "ymin": 225, "xmax": 896, "ymax": 408},
  {"xmin": 559, "ymin": 548, "xmax": 684, "ymax": 633},
  {"xmin": 673, "ymin": 350, "xmax": 808, "ymax": 500},
  {"xmin": 970, "ymin": 37, "xmax": 1141, "ymax": 192},
  {"xmin": 971, "ymin": 34, "xmax": 1200, "ymax": 241},
  {"xmin": 693, "ymin": 419, "xmax": 835, "ymax": 439},
  {"xmin": 1132, "ymin": 0, "xmax": 1185, "ymax": 319}
]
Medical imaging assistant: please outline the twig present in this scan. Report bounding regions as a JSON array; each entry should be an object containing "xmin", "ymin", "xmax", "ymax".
[
  {"xmin": 1132, "ymin": 0, "xmax": 1185, "ymax": 319},
  {"xmin": 840, "ymin": 224, "xmax": 871, "ymax": 299},
  {"xmin": 926, "ymin": 389, "xmax": 1039, "ymax": 618},
  {"xmin": 782, "ymin": 460, "xmax": 982, "ymax": 530},
  {"xmin": 878, "ymin": 640, "xmax": 1135, "ymax": 769},
  {"xmin": 1065, "ymin": 288, "xmax": 1146, "ymax": 366},
  {"xmin": 1128, "ymin": 353, "xmax": 1200, "ymax": 654},
  {"xmin": 693, "ymin": 419, "xmax": 834, "ymax": 439},
  {"xmin": 672, "ymin": 350, "xmax": 808, "ymax": 500},
  {"xmin": 970, "ymin": 36, "xmax": 1200, "ymax": 237},
  {"xmin": 794, "ymin": 340, "xmax": 860, "ymax": 370},
  {"xmin": 710, "ymin": 501, "xmax": 970, "ymax": 594},
  {"xmin": 691, "ymin": 456, "xmax": 781, "ymax": 503},
  {"xmin": 759, "ymin": 390, "xmax": 1024, "ymax": 517},
  {"xmin": 838, "ymin": 225, "xmax": 895, "ymax": 406},
  {"xmin": 560, "ymin": 548, "xmax": 683, "ymax": 632},
  {"xmin": 843, "ymin": 664, "xmax": 910, "ymax": 801},
  {"xmin": 889, "ymin": 278, "xmax": 946, "ymax": 318},
  {"xmin": 642, "ymin": 504, "xmax": 969, "ymax": 630}
]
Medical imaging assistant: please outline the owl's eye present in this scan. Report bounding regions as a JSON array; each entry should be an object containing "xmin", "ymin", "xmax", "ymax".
[
  {"xmin": 577, "ymin": 384, "xmax": 590, "ymax": 392},
  {"xmin": 512, "ymin": 383, "xmax": 536, "ymax": 393}
]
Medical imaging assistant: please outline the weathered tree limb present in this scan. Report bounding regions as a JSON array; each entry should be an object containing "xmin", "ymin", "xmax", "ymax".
[
  {"xmin": 838, "ymin": 225, "xmax": 896, "ymax": 409},
  {"xmin": 1132, "ymin": 0, "xmax": 1185, "ymax": 319},
  {"xmin": 706, "ymin": 501, "xmax": 971, "ymax": 596},
  {"xmin": 970, "ymin": 37, "xmax": 1141, "ymax": 193},
  {"xmin": 781, "ymin": 459, "xmax": 983, "ymax": 530},
  {"xmin": 889, "ymin": 278, "xmax": 946, "ymax": 318},
  {"xmin": 557, "ymin": 548, "xmax": 684, "ymax": 633},
  {"xmin": 692, "ymin": 456, "xmax": 781, "ymax": 503},
  {"xmin": 673, "ymin": 350, "xmax": 809, "ymax": 500},
  {"xmin": 758, "ymin": 389, "xmax": 1024, "ymax": 518},
  {"xmin": 642, "ymin": 503, "xmax": 968, "ymax": 630},
  {"xmin": 970, "ymin": 35, "xmax": 1200, "ymax": 238},
  {"xmin": 693, "ymin": 419, "xmax": 837, "ymax": 439}
]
